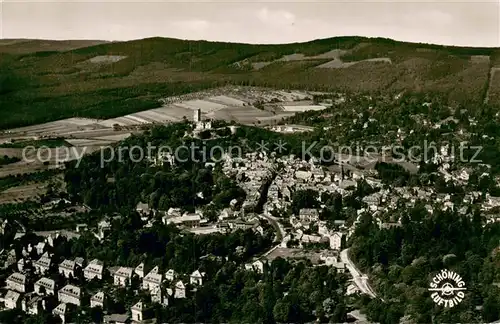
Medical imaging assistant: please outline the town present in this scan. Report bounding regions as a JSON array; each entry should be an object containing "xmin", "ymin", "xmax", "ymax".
[{"xmin": 1, "ymin": 104, "xmax": 499, "ymax": 323}]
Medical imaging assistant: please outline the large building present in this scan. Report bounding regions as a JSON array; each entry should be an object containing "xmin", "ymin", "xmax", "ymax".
[
  {"xmin": 142, "ymin": 266, "xmax": 162, "ymax": 292},
  {"xmin": 113, "ymin": 267, "xmax": 133, "ymax": 287},
  {"xmin": 58, "ymin": 284, "xmax": 81, "ymax": 306},
  {"xmin": 34, "ymin": 277, "xmax": 55, "ymax": 295},
  {"xmin": 165, "ymin": 214, "xmax": 201, "ymax": 228},
  {"xmin": 193, "ymin": 108, "xmax": 212, "ymax": 130},
  {"xmin": 52, "ymin": 303, "xmax": 68, "ymax": 323},
  {"xmin": 3, "ymin": 290, "xmax": 21, "ymax": 310},
  {"xmin": 6, "ymin": 273, "xmax": 26, "ymax": 293},
  {"xmin": 190, "ymin": 270, "xmax": 204, "ymax": 286},
  {"xmin": 84, "ymin": 259, "xmax": 103, "ymax": 281},
  {"xmin": 90, "ymin": 291, "xmax": 104, "ymax": 309},
  {"xmin": 34, "ymin": 252, "xmax": 51, "ymax": 275},
  {"xmin": 59, "ymin": 259, "xmax": 76, "ymax": 279},
  {"xmin": 174, "ymin": 281, "xmax": 186, "ymax": 299}
]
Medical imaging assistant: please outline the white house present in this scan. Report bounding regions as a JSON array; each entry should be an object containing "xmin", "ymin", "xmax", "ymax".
[
  {"xmin": 218, "ymin": 208, "xmax": 234, "ymax": 221},
  {"xmin": 362, "ymin": 192, "xmax": 382, "ymax": 207},
  {"xmin": 165, "ymin": 269, "xmax": 176, "ymax": 281},
  {"xmin": 84, "ymin": 259, "xmax": 104, "ymax": 281},
  {"xmin": 174, "ymin": 281, "xmax": 186, "ymax": 299},
  {"xmin": 35, "ymin": 242, "xmax": 46, "ymax": 255},
  {"xmin": 52, "ymin": 303, "xmax": 68, "ymax": 323},
  {"xmin": 58, "ymin": 259, "xmax": 76, "ymax": 279},
  {"xmin": 143, "ymin": 266, "xmax": 162, "ymax": 291},
  {"xmin": 113, "ymin": 267, "xmax": 133, "ymax": 287},
  {"xmin": 298, "ymin": 209, "xmax": 320, "ymax": 222},
  {"xmin": 135, "ymin": 263, "xmax": 146, "ymax": 278},
  {"xmin": 319, "ymin": 251, "xmax": 346, "ymax": 273},
  {"xmin": 3, "ymin": 290, "xmax": 20, "ymax": 309},
  {"xmin": 167, "ymin": 214, "xmax": 201, "ymax": 228},
  {"xmin": 34, "ymin": 252, "xmax": 51, "ymax": 275},
  {"xmin": 6, "ymin": 272, "xmax": 26, "ymax": 293},
  {"xmin": 190, "ymin": 270, "xmax": 204, "ymax": 286},
  {"xmin": 131, "ymin": 301, "xmax": 144, "ymax": 322},
  {"xmin": 96, "ymin": 220, "xmax": 111, "ymax": 240},
  {"xmin": 90, "ymin": 291, "xmax": 104, "ymax": 309},
  {"xmin": 58, "ymin": 285, "xmax": 81, "ymax": 306},
  {"xmin": 34, "ymin": 277, "xmax": 55, "ymax": 295},
  {"xmin": 252, "ymin": 260, "xmax": 265, "ymax": 274},
  {"xmin": 17, "ymin": 259, "xmax": 25, "ymax": 272},
  {"xmin": 329, "ymin": 232, "xmax": 343, "ymax": 250}
]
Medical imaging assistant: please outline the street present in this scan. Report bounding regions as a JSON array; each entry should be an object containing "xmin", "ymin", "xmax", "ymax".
[{"xmin": 340, "ymin": 248, "xmax": 377, "ymax": 298}]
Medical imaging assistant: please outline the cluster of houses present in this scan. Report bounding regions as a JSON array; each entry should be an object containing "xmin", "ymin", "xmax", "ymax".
[
  {"xmin": 216, "ymin": 148, "xmax": 500, "ymax": 289},
  {"xmin": 4, "ymin": 114, "xmax": 500, "ymax": 322},
  {"xmin": 222, "ymin": 151, "xmax": 273, "ymax": 211},
  {"xmin": 0, "ymin": 231, "xmax": 209, "ymax": 323}
]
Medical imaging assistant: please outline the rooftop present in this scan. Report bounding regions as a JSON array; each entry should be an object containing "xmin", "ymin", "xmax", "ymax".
[
  {"xmin": 59, "ymin": 259, "xmax": 76, "ymax": 269},
  {"xmin": 115, "ymin": 267, "xmax": 133, "ymax": 278},
  {"xmin": 85, "ymin": 259, "xmax": 104, "ymax": 273},
  {"xmin": 7, "ymin": 272, "xmax": 26, "ymax": 284},
  {"xmin": 36, "ymin": 277, "xmax": 55, "ymax": 289},
  {"xmin": 59, "ymin": 284, "xmax": 81, "ymax": 298},
  {"xmin": 53, "ymin": 303, "xmax": 67, "ymax": 315},
  {"xmin": 91, "ymin": 291, "xmax": 104, "ymax": 302},
  {"xmin": 4, "ymin": 290, "xmax": 20, "ymax": 301}
]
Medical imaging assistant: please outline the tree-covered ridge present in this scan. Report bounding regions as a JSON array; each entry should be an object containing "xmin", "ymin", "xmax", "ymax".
[
  {"xmin": 349, "ymin": 206, "xmax": 500, "ymax": 323},
  {"xmin": 0, "ymin": 36, "xmax": 499, "ymax": 129}
]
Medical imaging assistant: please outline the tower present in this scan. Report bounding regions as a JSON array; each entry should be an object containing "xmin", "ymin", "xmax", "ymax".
[{"xmin": 193, "ymin": 109, "xmax": 201, "ymax": 123}]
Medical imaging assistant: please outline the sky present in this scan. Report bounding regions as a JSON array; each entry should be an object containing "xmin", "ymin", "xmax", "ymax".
[{"xmin": 0, "ymin": 0, "xmax": 499, "ymax": 47}]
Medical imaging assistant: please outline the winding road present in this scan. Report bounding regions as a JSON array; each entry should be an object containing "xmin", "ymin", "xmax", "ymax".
[
  {"xmin": 260, "ymin": 212, "xmax": 285, "ymax": 242},
  {"xmin": 258, "ymin": 212, "xmax": 286, "ymax": 257},
  {"xmin": 340, "ymin": 248, "xmax": 377, "ymax": 298}
]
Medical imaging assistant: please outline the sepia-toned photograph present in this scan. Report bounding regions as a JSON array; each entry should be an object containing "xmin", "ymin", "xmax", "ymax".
[{"xmin": 0, "ymin": 1, "xmax": 499, "ymax": 323}]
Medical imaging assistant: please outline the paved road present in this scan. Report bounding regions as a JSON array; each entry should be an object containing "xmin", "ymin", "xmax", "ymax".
[
  {"xmin": 260, "ymin": 212, "xmax": 285, "ymax": 242},
  {"xmin": 258, "ymin": 212, "xmax": 288, "ymax": 258},
  {"xmin": 341, "ymin": 248, "xmax": 377, "ymax": 298}
]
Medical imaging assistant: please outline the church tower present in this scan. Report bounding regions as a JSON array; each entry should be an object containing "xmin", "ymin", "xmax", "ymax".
[{"xmin": 194, "ymin": 109, "xmax": 201, "ymax": 123}]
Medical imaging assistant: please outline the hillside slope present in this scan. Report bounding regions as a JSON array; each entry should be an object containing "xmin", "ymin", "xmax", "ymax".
[{"xmin": 0, "ymin": 36, "xmax": 499, "ymax": 129}]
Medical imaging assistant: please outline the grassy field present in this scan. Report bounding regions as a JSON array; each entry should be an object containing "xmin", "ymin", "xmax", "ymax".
[{"xmin": 0, "ymin": 36, "xmax": 499, "ymax": 130}]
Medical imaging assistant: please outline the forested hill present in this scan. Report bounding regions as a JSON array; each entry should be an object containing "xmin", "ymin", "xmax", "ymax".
[{"xmin": 0, "ymin": 36, "xmax": 500, "ymax": 129}]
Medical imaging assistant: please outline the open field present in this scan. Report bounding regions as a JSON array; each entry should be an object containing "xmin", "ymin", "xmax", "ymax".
[
  {"xmin": 242, "ymin": 48, "xmax": 392, "ymax": 70},
  {"xmin": 282, "ymin": 105, "xmax": 327, "ymax": 112},
  {"xmin": 0, "ymin": 86, "xmax": 321, "ymax": 193},
  {"xmin": 0, "ymin": 87, "xmax": 320, "ymax": 143},
  {"xmin": 88, "ymin": 55, "xmax": 127, "ymax": 64},
  {"xmin": 0, "ymin": 182, "xmax": 49, "ymax": 203},
  {"xmin": 1, "ymin": 36, "xmax": 499, "ymax": 130}
]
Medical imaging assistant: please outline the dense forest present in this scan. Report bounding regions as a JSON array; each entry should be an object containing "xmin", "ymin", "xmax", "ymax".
[{"xmin": 350, "ymin": 208, "xmax": 500, "ymax": 323}]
